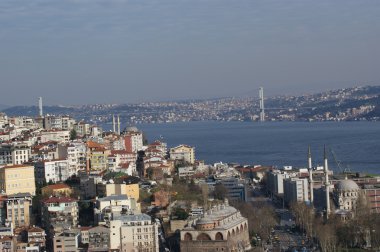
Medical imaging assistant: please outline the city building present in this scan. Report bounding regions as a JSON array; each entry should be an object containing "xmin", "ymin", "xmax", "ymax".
[
  {"xmin": 58, "ymin": 142, "xmax": 87, "ymax": 175},
  {"xmin": 41, "ymin": 197, "xmax": 78, "ymax": 233},
  {"xmin": 53, "ymin": 229, "xmax": 80, "ymax": 252},
  {"xmin": 284, "ymin": 178, "xmax": 309, "ymax": 204},
  {"xmin": 0, "ymin": 165, "xmax": 36, "ymax": 196},
  {"xmin": 97, "ymin": 182, "xmax": 139, "ymax": 201},
  {"xmin": 170, "ymin": 144, "xmax": 195, "ymax": 164},
  {"xmin": 122, "ymin": 127, "xmax": 143, "ymax": 153},
  {"xmin": 27, "ymin": 227, "xmax": 46, "ymax": 250},
  {"xmin": 333, "ymin": 178, "xmax": 361, "ymax": 219},
  {"xmin": 266, "ymin": 170, "xmax": 290, "ymax": 196},
  {"xmin": 94, "ymin": 195, "xmax": 140, "ymax": 224},
  {"xmin": 0, "ymin": 143, "xmax": 31, "ymax": 166},
  {"xmin": 109, "ymin": 214, "xmax": 159, "ymax": 252},
  {"xmin": 218, "ymin": 177, "xmax": 248, "ymax": 202},
  {"xmin": 34, "ymin": 159, "xmax": 70, "ymax": 184},
  {"xmin": 41, "ymin": 184, "xmax": 73, "ymax": 197},
  {"xmin": 180, "ymin": 202, "xmax": 251, "ymax": 252},
  {"xmin": 4, "ymin": 193, "xmax": 33, "ymax": 228},
  {"xmin": 86, "ymin": 141, "xmax": 108, "ymax": 173},
  {"xmin": 88, "ymin": 226, "xmax": 110, "ymax": 252}
]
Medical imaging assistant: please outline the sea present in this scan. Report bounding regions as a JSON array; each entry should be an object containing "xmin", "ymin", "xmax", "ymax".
[{"xmin": 104, "ymin": 121, "xmax": 380, "ymax": 175}]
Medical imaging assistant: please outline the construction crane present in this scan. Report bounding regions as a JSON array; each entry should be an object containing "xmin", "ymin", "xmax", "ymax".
[{"xmin": 329, "ymin": 148, "xmax": 351, "ymax": 174}]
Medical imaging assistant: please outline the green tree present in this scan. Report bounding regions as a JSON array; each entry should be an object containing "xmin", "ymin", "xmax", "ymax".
[{"xmin": 70, "ymin": 129, "xmax": 77, "ymax": 140}]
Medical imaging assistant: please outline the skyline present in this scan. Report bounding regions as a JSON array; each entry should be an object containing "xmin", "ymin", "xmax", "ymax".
[{"xmin": 1, "ymin": 0, "xmax": 380, "ymax": 106}]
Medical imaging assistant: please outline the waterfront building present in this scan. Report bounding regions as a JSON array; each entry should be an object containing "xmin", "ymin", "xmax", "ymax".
[
  {"xmin": 122, "ymin": 127, "xmax": 143, "ymax": 153},
  {"xmin": 0, "ymin": 165, "xmax": 36, "ymax": 196},
  {"xmin": 180, "ymin": 202, "xmax": 251, "ymax": 252},
  {"xmin": 170, "ymin": 144, "xmax": 195, "ymax": 164},
  {"xmin": 284, "ymin": 178, "xmax": 309, "ymax": 204},
  {"xmin": 333, "ymin": 178, "xmax": 361, "ymax": 219},
  {"xmin": 266, "ymin": 170, "xmax": 290, "ymax": 196}
]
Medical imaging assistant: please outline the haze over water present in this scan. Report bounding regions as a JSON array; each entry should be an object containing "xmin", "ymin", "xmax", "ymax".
[{"xmin": 131, "ymin": 121, "xmax": 380, "ymax": 175}]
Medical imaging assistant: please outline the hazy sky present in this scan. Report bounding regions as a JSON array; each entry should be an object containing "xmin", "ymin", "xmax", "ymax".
[{"xmin": 1, "ymin": 0, "xmax": 380, "ymax": 106}]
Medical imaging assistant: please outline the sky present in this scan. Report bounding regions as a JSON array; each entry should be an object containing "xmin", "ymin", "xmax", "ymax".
[{"xmin": 1, "ymin": 0, "xmax": 380, "ymax": 106}]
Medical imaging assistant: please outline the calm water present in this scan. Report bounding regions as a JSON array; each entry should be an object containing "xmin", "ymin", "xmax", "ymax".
[{"xmin": 108, "ymin": 121, "xmax": 380, "ymax": 174}]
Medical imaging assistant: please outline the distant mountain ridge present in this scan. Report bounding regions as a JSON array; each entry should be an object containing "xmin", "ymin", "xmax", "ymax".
[{"xmin": 2, "ymin": 85, "xmax": 380, "ymax": 123}]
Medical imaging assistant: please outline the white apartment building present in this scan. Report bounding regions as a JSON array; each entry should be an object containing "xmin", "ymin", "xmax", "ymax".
[
  {"xmin": 94, "ymin": 195, "xmax": 140, "ymax": 224},
  {"xmin": 44, "ymin": 116, "xmax": 76, "ymax": 131},
  {"xmin": 35, "ymin": 159, "xmax": 70, "ymax": 184},
  {"xmin": 39, "ymin": 130, "xmax": 70, "ymax": 143},
  {"xmin": 0, "ymin": 143, "xmax": 30, "ymax": 165},
  {"xmin": 58, "ymin": 142, "xmax": 87, "ymax": 174},
  {"xmin": 284, "ymin": 177, "xmax": 309, "ymax": 204},
  {"xmin": 109, "ymin": 214, "xmax": 159, "ymax": 252},
  {"xmin": 169, "ymin": 144, "xmax": 195, "ymax": 164}
]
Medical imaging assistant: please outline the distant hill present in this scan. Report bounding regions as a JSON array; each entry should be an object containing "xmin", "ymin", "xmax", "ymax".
[
  {"xmin": 2, "ymin": 85, "xmax": 380, "ymax": 123},
  {"xmin": 0, "ymin": 104, "xmax": 9, "ymax": 111}
]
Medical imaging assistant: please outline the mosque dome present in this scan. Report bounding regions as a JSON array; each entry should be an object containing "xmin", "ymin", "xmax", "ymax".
[
  {"xmin": 124, "ymin": 126, "xmax": 139, "ymax": 132},
  {"xmin": 336, "ymin": 179, "xmax": 360, "ymax": 191}
]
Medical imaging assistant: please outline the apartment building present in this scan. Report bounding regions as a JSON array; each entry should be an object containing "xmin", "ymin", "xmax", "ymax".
[
  {"xmin": 0, "ymin": 165, "xmax": 36, "ymax": 196},
  {"xmin": 0, "ymin": 143, "xmax": 30, "ymax": 166}
]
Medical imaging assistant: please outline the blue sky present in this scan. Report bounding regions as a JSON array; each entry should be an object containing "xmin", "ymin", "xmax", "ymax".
[{"xmin": 1, "ymin": 0, "xmax": 380, "ymax": 105}]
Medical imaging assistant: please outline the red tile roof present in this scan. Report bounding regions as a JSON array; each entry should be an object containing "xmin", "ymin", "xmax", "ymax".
[
  {"xmin": 42, "ymin": 184, "xmax": 71, "ymax": 190},
  {"xmin": 42, "ymin": 196, "xmax": 76, "ymax": 204}
]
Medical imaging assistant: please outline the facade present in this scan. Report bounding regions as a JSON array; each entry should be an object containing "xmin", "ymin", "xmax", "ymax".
[
  {"xmin": 88, "ymin": 226, "xmax": 110, "ymax": 252},
  {"xmin": 97, "ymin": 183, "xmax": 140, "ymax": 201},
  {"xmin": 39, "ymin": 130, "xmax": 70, "ymax": 143},
  {"xmin": 219, "ymin": 177, "xmax": 248, "ymax": 202},
  {"xmin": 180, "ymin": 203, "xmax": 251, "ymax": 252},
  {"xmin": 169, "ymin": 145, "xmax": 195, "ymax": 164},
  {"xmin": 41, "ymin": 197, "xmax": 78, "ymax": 233},
  {"xmin": 94, "ymin": 195, "xmax": 140, "ymax": 224},
  {"xmin": 0, "ymin": 143, "xmax": 31, "ymax": 166},
  {"xmin": 87, "ymin": 141, "xmax": 108, "ymax": 172},
  {"xmin": 266, "ymin": 170, "xmax": 290, "ymax": 195},
  {"xmin": 0, "ymin": 165, "xmax": 36, "ymax": 196},
  {"xmin": 284, "ymin": 178, "xmax": 309, "ymax": 204},
  {"xmin": 35, "ymin": 159, "xmax": 70, "ymax": 184},
  {"xmin": 41, "ymin": 184, "xmax": 73, "ymax": 197},
  {"xmin": 5, "ymin": 193, "xmax": 33, "ymax": 228},
  {"xmin": 109, "ymin": 214, "xmax": 159, "ymax": 252},
  {"xmin": 333, "ymin": 179, "xmax": 360, "ymax": 212},
  {"xmin": 122, "ymin": 127, "xmax": 143, "ymax": 153},
  {"xmin": 53, "ymin": 229, "xmax": 80, "ymax": 252},
  {"xmin": 58, "ymin": 142, "xmax": 87, "ymax": 175},
  {"xmin": 27, "ymin": 227, "xmax": 46, "ymax": 250}
]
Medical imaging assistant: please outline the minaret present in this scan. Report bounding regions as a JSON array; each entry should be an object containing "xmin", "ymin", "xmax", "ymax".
[
  {"xmin": 308, "ymin": 146, "xmax": 314, "ymax": 204},
  {"xmin": 117, "ymin": 115, "xmax": 121, "ymax": 135},
  {"xmin": 324, "ymin": 145, "xmax": 331, "ymax": 218},
  {"xmin": 112, "ymin": 115, "xmax": 116, "ymax": 133}
]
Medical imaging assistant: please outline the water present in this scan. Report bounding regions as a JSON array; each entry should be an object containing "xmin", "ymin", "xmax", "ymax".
[{"xmin": 107, "ymin": 121, "xmax": 380, "ymax": 174}]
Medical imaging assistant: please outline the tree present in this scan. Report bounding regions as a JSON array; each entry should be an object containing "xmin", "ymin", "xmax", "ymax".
[
  {"xmin": 214, "ymin": 183, "xmax": 228, "ymax": 200},
  {"xmin": 69, "ymin": 129, "xmax": 77, "ymax": 140}
]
